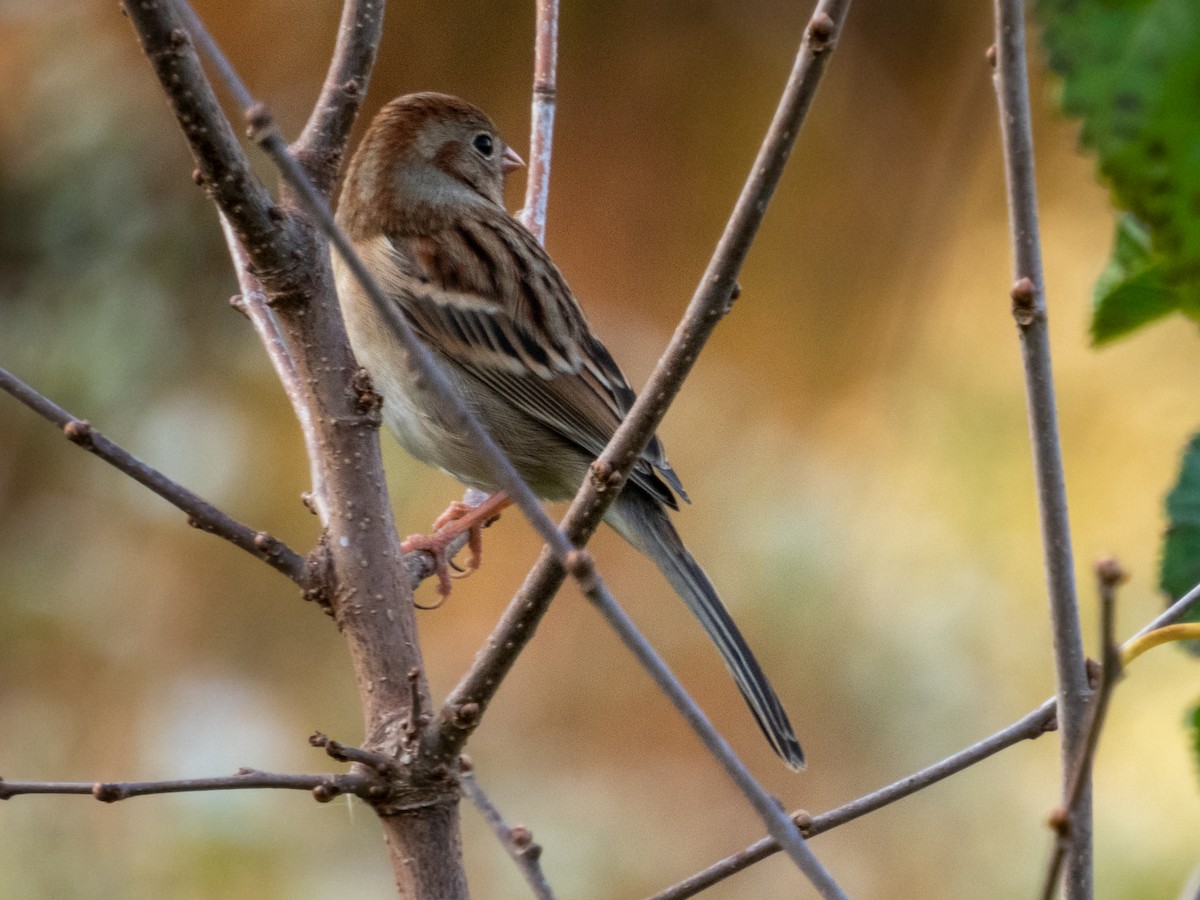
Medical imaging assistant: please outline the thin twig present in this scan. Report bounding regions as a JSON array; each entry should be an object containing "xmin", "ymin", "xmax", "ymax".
[
  {"xmin": 0, "ymin": 770, "xmax": 376, "ymax": 802},
  {"xmin": 459, "ymin": 760, "xmax": 556, "ymax": 900},
  {"xmin": 1063, "ymin": 560, "xmax": 1123, "ymax": 817},
  {"xmin": 992, "ymin": 2, "xmax": 1092, "ymax": 896},
  {"xmin": 219, "ymin": 213, "xmax": 327, "ymax": 504},
  {"xmin": 1040, "ymin": 559, "xmax": 1126, "ymax": 900},
  {"xmin": 293, "ymin": 0, "xmax": 386, "ymax": 194},
  {"xmin": 520, "ymin": 0, "xmax": 559, "ymax": 243},
  {"xmin": 429, "ymin": 0, "xmax": 852, "ymax": 764},
  {"xmin": 650, "ymin": 576, "xmax": 1200, "ymax": 899},
  {"xmin": 589, "ymin": 583, "xmax": 848, "ymax": 897},
  {"xmin": 1129, "ymin": 577, "xmax": 1200, "ymax": 640},
  {"xmin": 310, "ymin": 731, "xmax": 401, "ymax": 779},
  {"xmin": 0, "ymin": 365, "xmax": 310, "ymax": 586}
]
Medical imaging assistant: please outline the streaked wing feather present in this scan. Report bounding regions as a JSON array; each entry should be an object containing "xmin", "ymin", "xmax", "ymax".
[{"xmin": 378, "ymin": 213, "xmax": 685, "ymax": 506}]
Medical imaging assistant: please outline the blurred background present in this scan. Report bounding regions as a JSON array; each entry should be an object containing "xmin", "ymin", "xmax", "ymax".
[{"xmin": 1, "ymin": 0, "xmax": 1198, "ymax": 897}]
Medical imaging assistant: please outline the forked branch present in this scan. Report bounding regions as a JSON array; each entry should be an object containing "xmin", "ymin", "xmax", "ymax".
[
  {"xmin": 652, "ymin": 577, "xmax": 1200, "ymax": 898},
  {"xmin": 122, "ymin": 2, "xmax": 460, "ymax": 892}
]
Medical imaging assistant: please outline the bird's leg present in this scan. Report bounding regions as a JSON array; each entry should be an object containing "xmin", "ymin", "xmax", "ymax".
[{"xmin": 402, "ymin": 490, "xmax": 512, "ymax": 600}]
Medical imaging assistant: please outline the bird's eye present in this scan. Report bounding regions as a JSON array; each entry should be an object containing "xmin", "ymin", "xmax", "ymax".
[{"xmin": 472, "ymin": 133, "xmax": 495, "ymax": 157}]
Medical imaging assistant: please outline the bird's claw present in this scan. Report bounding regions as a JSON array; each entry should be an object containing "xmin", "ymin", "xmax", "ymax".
[{"xmin": 404, "ymin": 493, "xmax": 510, "ymax": 607}]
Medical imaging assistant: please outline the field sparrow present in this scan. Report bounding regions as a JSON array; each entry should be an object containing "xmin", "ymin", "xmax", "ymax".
[{"xmin": 333, "ymin": 92, "xmax": 804, "ymax": 769}]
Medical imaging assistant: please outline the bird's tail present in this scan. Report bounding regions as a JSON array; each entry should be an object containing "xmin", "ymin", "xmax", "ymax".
[{"xmin": 608, "ymin": 490, "xmax": 805, "ymax": 770}]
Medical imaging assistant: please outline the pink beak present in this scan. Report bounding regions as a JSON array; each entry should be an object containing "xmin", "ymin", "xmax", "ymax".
[{"xmin": 501, "ymin": 145, "xmax": 526, "ymax": 174}]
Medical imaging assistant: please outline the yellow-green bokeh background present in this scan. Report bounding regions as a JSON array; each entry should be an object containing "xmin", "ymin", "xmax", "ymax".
[{"xmin": 1, "ymin": 1, "xmax": 1198, "ymax": 897}]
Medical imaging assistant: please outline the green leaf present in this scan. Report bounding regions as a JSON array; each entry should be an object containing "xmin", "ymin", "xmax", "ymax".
[
  {"xmin": 1160, "ymin": 434, "xmax": 1200, "ymax": 654},
  {"xmin": 1091, "ymin": 215, "xmax": 1178, "ymax": 344},
  {"xmin": 1037, "ymin": 1, "xmax": 1200, "ymax": 335}
]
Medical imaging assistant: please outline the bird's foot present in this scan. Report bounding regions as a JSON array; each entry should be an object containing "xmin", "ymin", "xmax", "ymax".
[{"xmin": 403, "ymin": 491, "xmax": 512, "ymax": 606}]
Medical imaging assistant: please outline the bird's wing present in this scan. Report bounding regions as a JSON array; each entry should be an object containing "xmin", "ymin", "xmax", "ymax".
[{"xmin": 368, "ymin": 215, "xmax": 686, "ymax": 507}]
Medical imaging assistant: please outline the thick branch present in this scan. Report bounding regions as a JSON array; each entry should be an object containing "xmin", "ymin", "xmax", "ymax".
[
  {"xmin": 293, "ymin": 0, "xmax": 387, "ymax": 193},
  {"xmin": 0, "ymin": 365, "xmax": 309, "ymax": 586},
  {"xmin": 519, "ymin": 0, "xmax": 559, "ymax": 242},
  {"xmin": 123, "ymin": 3, "xmax": 465, "ymax": 894},
  {"xmin": 429, "ymin": 0, "xmax": 851, "ymax": 764}
]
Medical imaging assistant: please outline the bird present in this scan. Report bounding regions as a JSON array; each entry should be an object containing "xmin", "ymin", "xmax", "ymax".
[{"xmin": 332, "ymin": 91, "xmax": 805, "ymax": 770}]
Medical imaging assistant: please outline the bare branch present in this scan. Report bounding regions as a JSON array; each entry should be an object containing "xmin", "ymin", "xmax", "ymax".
[
  {"xmin": 1040, "ymin": 559, "xmax": 1126, "ymax": 900},
  {"xmin": 0, "ymin": 364, "xmax": 310, "ymax": 586},
  {"xmin": 649, "ymin": 703, "xmax": 1057, "ymax": 899},
  {"xmin": 520, "ymin": 0, "xmax": 559, "ymax": 242},
  {"xmin": 0, "ymin": 769, "xmax": 376, "ymax": 803},
  {"xmin": 651, "ymin": 572, "xmax": 1200, "ymax": 898},
  {"xmin": 580, "ymin": 579, "xmax": 848, "ymax": 898},
  {"xmin": 310, "ymin": 731, "xmax": 403, "ymax": 778},
  {"xmin": 429, "ymin": 0, "xmax": 852, "ymax": 764},
  {"xmin": 120, "ymin": 1, "xmax": 299, "ymax": 276},
  {"xmin": 459, "ymin": 759, "xmax": 556, "ymax": 900},
  {"xmin": 219, "ymin": 213, "xmax": 323, "ymax": 495},
  {"xmin": 155, "ymin": 4, "xmax": 847, "ymax": 890},
  {"xmin": 123, "ymin": 4, "xmax": 465, "ymax": 890},
  {"xmin": 293, "ymin": 0, "xmax": 386, "ymax": 193},
  {"xmin": 991, "ymin": 3, "xmax": 1092, "ymax": 895},
  {"xmin": 223, "ymin": 166, "xmax": 464, "ymax": 595},
  {"xmin": 1129, "ymin": 577, "xmax": 1200, "ymax": 640}
]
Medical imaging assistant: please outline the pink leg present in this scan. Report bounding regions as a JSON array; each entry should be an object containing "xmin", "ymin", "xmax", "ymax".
[{"xmin": 402, "ymin": 491, "xmax": 512, "ymax": 602}]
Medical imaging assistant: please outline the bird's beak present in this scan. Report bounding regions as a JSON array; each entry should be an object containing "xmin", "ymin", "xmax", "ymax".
[{"xmin": 501, "ymin": 145, "xmax": 526, "ymax": 174}]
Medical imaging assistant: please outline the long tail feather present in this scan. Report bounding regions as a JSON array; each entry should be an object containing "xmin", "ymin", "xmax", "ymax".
[{"xmin": 608, "ymin": 490, "xmax": 805, "ymax": 770}]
